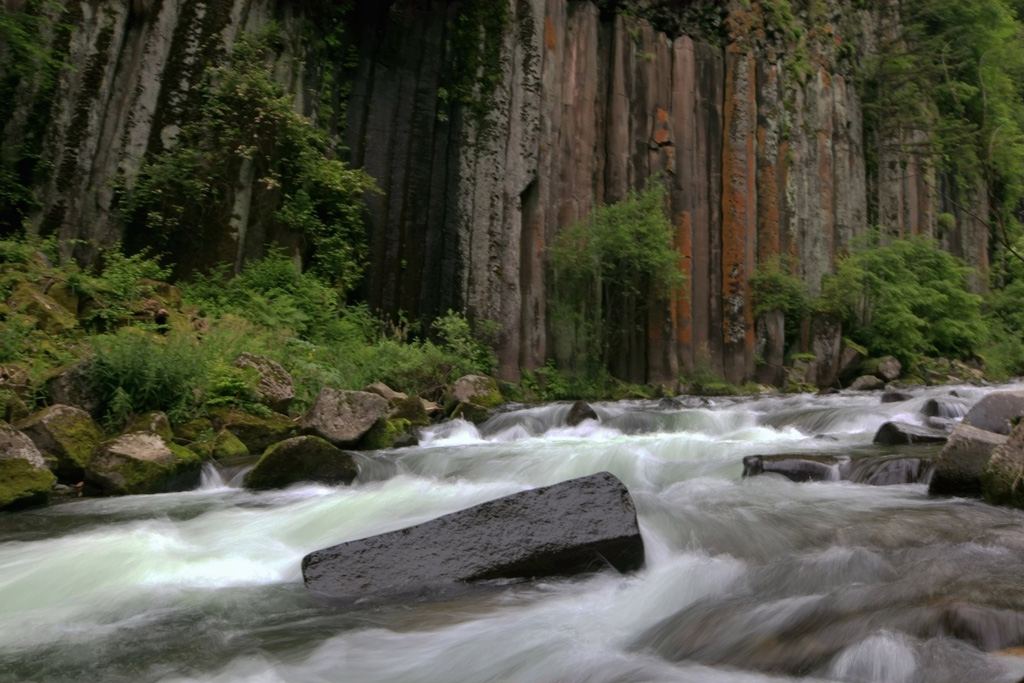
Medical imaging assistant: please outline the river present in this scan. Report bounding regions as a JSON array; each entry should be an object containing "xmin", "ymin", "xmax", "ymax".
[{"xmin": 3, "ymin": 384, "xmax": 1024, "ymax": 682}]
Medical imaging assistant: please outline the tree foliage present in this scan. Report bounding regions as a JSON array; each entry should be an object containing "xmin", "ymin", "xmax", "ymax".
[
  {"xmin": 121, "ymin": 27, "xmax": 376, "ymax": 294},
  {"xmin": 863, "ymin": 0, "xmax": 1024, "ymax": 246},
  {"xmin": 549, "ymin": 179, "xmax": 684, "ymax": 373},
  {"xmin": 819, "ymin": 234, "xmax": 984, "ymax": 367}
]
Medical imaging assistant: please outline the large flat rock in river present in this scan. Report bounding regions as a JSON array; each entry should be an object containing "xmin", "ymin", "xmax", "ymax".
[{"xmin": 301, "ymin": 471, "xmax": 644, "ymax": 605}]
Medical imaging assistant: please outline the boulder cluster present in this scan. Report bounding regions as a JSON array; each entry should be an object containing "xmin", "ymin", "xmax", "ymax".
[
  {"xmin": 743, "ymin": 389, "xmax": 1024, "ymax": 510},
  {"xmin": 0, "ymin": 354, "xmax": 505, "ymax": 512}
]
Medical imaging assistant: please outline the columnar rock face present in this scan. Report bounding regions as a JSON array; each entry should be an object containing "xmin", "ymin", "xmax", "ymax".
[{"xmin": 4, "ymin": 0, "xmax": 984, "ymax": 384}]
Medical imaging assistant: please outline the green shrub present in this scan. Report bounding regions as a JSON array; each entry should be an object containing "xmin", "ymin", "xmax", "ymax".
[
  {"xmin": 121, "ymin": 28, "xmax": 376, "ymax": 293},
  {"xmin": 818, "ymin": 233, "xmax": 983, "ymax": 368},
  {"xmin": 88, "ymin": 330, "xmax": 206, "ymax": 427},
  {"xmin": 550, "ymin": 177, "xmax": 684, "ymax": 374}
]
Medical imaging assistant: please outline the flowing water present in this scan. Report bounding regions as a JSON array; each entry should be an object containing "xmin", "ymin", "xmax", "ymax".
[{"xmin": 4, "ymin": 384, "xmax": 1024, "ymax": 682}]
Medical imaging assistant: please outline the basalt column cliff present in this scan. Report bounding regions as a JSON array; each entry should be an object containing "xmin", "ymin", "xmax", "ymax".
[{"xmin": 0, "ymin": 0, "xmax": 991, "ymax": 385}]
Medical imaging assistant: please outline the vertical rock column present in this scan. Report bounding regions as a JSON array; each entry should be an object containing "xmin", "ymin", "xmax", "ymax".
[{"xmin": 720, "ymin": 45, "xmax": 757, "ymax": 385}]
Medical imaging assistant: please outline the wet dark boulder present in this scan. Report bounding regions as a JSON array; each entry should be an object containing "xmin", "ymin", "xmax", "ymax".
[
  {"xmin": 873, "ymin": 421, "xmax": 948, "ymax": 446},
  {"xmin": 929, "ymin": 423, "xmax": 1008, "ymax": 498},
  {"xmin": 742, "ymin": 455, "xmax": 852, "ymax": 483},
  {"xmin": 847, "ymin": 455, "xmax": 935, "ymax": 486},
  {"xmin": 566, "ymin": 400, "xmax": 599, "ymax": 426},
  {"xmin": 301, "ymin": 471, "xmax": 644, "ymax": 606},
  {"xmin": 961, "ymin": 391, "xmax": 1024, "ymax": 436},
  {"xmin": 881, "ymin": 390, "xmax": 912, "ymax": 404},
  {"xmin": 921, "ymin": 397, "xmax": 969, "ymax": 419}
]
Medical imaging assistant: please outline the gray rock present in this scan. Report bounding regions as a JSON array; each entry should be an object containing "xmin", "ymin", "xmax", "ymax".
[
  {"xmin": 742, "ymin": 455, "xmax": 852, "ymax": 482},
  {"xmin": 14, "ymin": 405, "xmax": 104, "ymax": 483},
  {"xmin": 836, "ymin": 341, "xmax": 865, "ymax": 383},
  {"xmin": 302, "ymin": 472, "xmax": 644, "ymax": 606},
  {"xmin": 881, "ymin": 391, "xmax": 912, "ymax": 404},
  {"xmin": 234, "ymin": 352, "xmax": 295, "ymax": 414},
  {"xmin": 929, "ymin": 423, "xmax": 1008, "ymax": 498},
  {"xmin": 873, "ymin": 421, "xmax": 948, "ymax": 446},
  {"xmin": 875, "ymin": 356, "xmax": 902, "ymax": 381},
  {"xmin": 566, "ymin": 400, "xmax": 598, "ymax": 426},
  {"xmin": 0, "ymin": 420, "xmax": 48, "ymax": 470},
  {"xmin": 245, "ymin": 436, "xmax": 357, "ymax": 490},
  {"xmin": 962, "ymin": 391, "xmax": 1024, "ymax": 435},
  {"xmin": 850, "ymin": 375, "xmax": 885, "ymax": 391},
  {"xmin": 982, "ymin": 422, "xmax": 1024, "ymax": 508},
  {"xmin": 361, "ymin": 382, "xmax": 408, "ymax": 402},
  {"xmin": 302, "ymin": 389, "xmax": 388, "ymax": 447}
]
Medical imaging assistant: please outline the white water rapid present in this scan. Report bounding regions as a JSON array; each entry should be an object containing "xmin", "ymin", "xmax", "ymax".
[{"xmin": 4, "ymin": 384, "xmax": 1024, "ymax": 682}]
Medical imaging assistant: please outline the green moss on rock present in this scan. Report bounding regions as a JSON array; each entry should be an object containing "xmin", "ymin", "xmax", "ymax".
[
  {"xmin": 85, "ymin": 433, "xmax": 202, "ymax": 496},
  {"xmin": 358, "ymin": 418, "xmax": 412, "ymax": 450},
  {"xmin": 0, "ymin": 458, "xmax": 55, "ymax": 511},
  {"xmin": 15, "ymin": 405, "xmax": 104, "ymax": 483},
  {"xmin": 208, "ymin": 407, "xmax": 298, "ymax": 453},
  {"xmin": 244, "ymin": 435, "xmax": 357, "ymax": 490}
]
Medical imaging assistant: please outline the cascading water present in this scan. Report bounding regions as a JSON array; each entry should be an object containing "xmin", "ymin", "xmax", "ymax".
[{"xmin": 3, "ymin": 383, "xmax": 1024, "ymax": 683}]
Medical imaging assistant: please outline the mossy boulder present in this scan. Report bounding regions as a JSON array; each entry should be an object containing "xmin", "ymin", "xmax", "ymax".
[
  {"xmin": 211, "ymin": 429, "xmax": 249, "ymax": 460},
  {"xmin": 85, "ymin": 433, "xmax": 202, "ymax": 496},
  {"xmin": 358, "ymin": 418, "xmax": 414, "ymax": 450},
  {"xmin": 14, "ymin": 405, "xmax": 104, "ymax": 483},
  {"xmin": 174, "ymin": 418, "xmax": 214, "ymax": 443},
  {"xmin": 301, "ymin": 389, "xmax": 388, "ymax": 447},
  {"xmin": 209, "ymin": 407, "xmax": 299, "ymax": 453},
  {"xmin": 233, "ymin": 352, "xmax": 295, "ymax": 414},
  {"xmin": 0, "ymin": 458, "xmax": 56, "ymax": 512},
  {"xmin": 244, "ymin": 436, "xmax": 357, "ymax": 490},
  {"xmin": 124, "ymin": 411, "xmax": 174, "ymax": 440},
  {"xmin": 6, "ymin": 282, "xmax": 77, "ymax": 335},
  {"xmin": 387, "ymin": 395, "xmax": 430, "ymax": 426},
  {"xmin": 450, "ymin": 375, "xmax": 503, "ymax": 409},
  {"xmin": 0, "ymin": 421, "xmax": 56, "ymax": 511}
]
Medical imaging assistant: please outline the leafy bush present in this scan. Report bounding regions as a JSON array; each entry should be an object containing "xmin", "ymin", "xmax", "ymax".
[
  {"xmin": 549, "ymin": 178, "xmax": 684, "ymax": 373},
  {"xmin": 184, "ymin": 250, "xmax": 339, "ymax": 340},
  {"xmin": 121, "ymin": 28, "xmax": 376, "ymax": 293},
  {"xmin": 88, "ymin": 330, "xmax": 206, "ymax": 427},
  {"xmin": 818, "ymin": 233, "xmax": 983, "ymax": 368}
]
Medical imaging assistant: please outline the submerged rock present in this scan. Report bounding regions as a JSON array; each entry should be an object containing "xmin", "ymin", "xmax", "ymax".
[
  {"xmin": 929, "ymin": 423, "xmax": 1007, "ymax": 498},
  {"xmin": 873, "ymin": 421, "xmax": 947, "ymax": 446},
  {"xmin": 742, "ymin": 455, "xmax": 852, "ymax": 482},
  {"xmin": 245, "ymin": 436, "xmax": 357, "ymax": 490},
  {"xmin": 566, "ymin": 400, "xmax": 599, "ymax": 426},
  {"xmin": 302, "ymin": 471, "xmax": 644, "ymax": 606},
  {"xmin": 881, "ymin": 391, "xmax": 912, "ymax": 404},
  {"xmin": 847, "ymin": 455, "xmax": 935, "ymax": 486}
]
